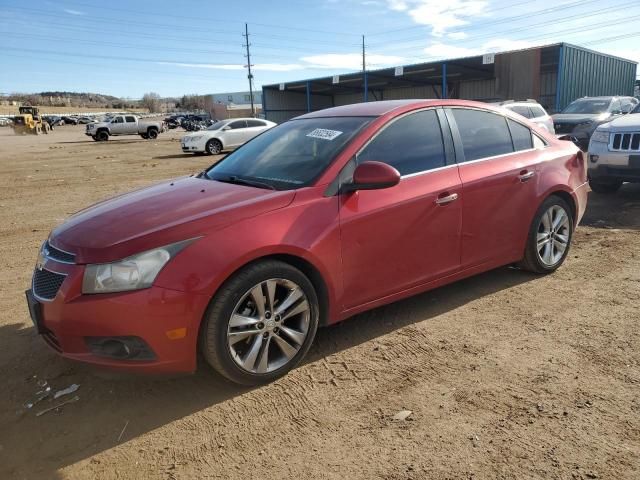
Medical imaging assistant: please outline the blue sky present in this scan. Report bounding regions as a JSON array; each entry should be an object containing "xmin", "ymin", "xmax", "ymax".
[{"xmin": 0, "ymin": 0, "xmax": 638, "ymax": 98}]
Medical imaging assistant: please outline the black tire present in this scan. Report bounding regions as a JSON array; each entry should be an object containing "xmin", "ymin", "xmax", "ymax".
[
  {"xmin": 147, "ymin": 128, "xmax": 158, "ymax": 140},
  {"xmin": 97, "ymin": 130, "xmax": 109, "ymax": 141},
  {"xmin": 199, "ymin": 260, "xmax": 320, "ymax": 386},
  {"xmin": 140, "ymin": 134, "xmax": 149, "ymax": 139},
  {"xmin": 92, "ymin": 135, "xmax": 98, "ymax": 141},
  {"xmin": 205, "ymin": 138, "xmax": 222, "ymax": 155},
  {"xmin": 589, "ymin": 178, "xmax": 622, "ymax": 194},
  {"xmin": 519, "ymin": 195, "xmax": 574, "ymax": 274}
]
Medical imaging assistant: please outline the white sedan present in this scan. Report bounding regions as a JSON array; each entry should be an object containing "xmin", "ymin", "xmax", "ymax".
[{"xmin": 181, "ymin": 118, "xmax": 276, "ymax": 155}]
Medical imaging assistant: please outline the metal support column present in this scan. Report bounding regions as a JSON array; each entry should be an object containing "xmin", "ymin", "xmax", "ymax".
[
  {"xmin": 306, "ymin": 81, "xmax": 311, "ymax": 113},
  {"xmin": 441, "ymin": 63, "xmax": 447, "ymax": 99},
  {"xmin": 555, "ymin": 44, "xmax": 565, "ymax": 113}
]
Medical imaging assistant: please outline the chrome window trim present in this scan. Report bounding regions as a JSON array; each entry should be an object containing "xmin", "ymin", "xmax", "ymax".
[{"xmin": 32, "ymin": 267, "xmax": 68, "ymax": 303}]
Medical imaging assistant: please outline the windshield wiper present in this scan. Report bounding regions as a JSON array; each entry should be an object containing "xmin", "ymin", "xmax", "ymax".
[{"xmin": 215, "ymin": 175, "xmax": 276, "ymax": 190}]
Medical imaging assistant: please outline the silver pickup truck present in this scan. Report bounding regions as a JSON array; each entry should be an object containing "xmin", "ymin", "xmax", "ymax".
[{"xmin": 85, "ymin": 115, "xmax": 165, "ymax": 141}]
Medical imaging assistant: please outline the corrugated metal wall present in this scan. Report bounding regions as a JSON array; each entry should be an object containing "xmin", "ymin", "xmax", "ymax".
[
  {"xmin": 557, "ymin": 44, "xmax": 637, "ymax": 111},
  {"xmin": 264, "ymin": 44, "xmax": 638, "ymax": 121},
  {"xmin": 263, "ymin": 89, "xmax": 332, "ymax": 124}
]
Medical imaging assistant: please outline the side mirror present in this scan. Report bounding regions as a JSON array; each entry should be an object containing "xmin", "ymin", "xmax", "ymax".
[
  {"xmin": 222, "ymin": 125, "xmax": 231, "ymax": 131},
  {"xmin": 343, "ymin": 161, "xmax": 401, "ymax": 192}
]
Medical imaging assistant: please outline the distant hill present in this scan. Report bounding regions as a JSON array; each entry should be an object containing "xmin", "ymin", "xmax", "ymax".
[{"xmin": 1, "ymin": 92, "xmax": 138, "ymax": 109}]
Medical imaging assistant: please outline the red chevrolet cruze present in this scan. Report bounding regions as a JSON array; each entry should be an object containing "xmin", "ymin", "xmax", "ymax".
[{"xmin": 27, "ymin": 100, "xmax": 588, "ymax": 385}]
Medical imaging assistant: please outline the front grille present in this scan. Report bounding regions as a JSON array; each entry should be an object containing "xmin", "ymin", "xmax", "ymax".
[
  {"xmin": 554, "ymin": 123, "xmax": 575, "ymax": 134},
  {"xmin": 33, "ymin": 268, "xmax": 66, "ymax": 301},
  {"xmin": 610, "ymin": 132, "xmax": 640, "ymax": 152},
  {"xmin": 45, "ymin": 241, "xmax": 75, "ymax": 263}
]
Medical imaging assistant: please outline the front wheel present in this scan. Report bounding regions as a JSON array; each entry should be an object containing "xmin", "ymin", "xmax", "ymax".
[
  {"xmin": 589, "ymin": 178, "xmax": 622, "ymax": 194},
  {"xmin": 519, "ymin": 196, "xmax": 573, "ymax": 274},
  {"xmin": 200, "ymin": 260, "xmax": 319, "ymax": 385},
  {"xmin": 96, "ymin": 130, "xmax": 109, "ymax": 141},
  {"xmin": 206, "ymin": 139, "xmax": 222, "ymax": 155},
  {"xmin": 147, "ymin": 129, "xmax": 158, "ymax": 140}
]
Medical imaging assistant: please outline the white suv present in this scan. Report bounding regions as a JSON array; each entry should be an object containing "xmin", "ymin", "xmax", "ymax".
[
  {"xmin": 587, "ymin": 103, "xmax": 640, "ymax": 193},
  {"xmin": 181, "ymin": 118, "xmax": 276, "ymax": 155},
  {"xmin": 493, "ymin": 100, "xmax": 555, "ymax": 134}
]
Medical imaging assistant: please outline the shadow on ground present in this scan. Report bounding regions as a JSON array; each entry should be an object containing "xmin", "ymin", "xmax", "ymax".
[
  {"xmin": 1, "ymin": 266, "xmax": 535, "ymax": 479},
  {"xmin": 581, "ymin": 182, "xmax": 640, "ymax": 230},
  {"xmin": 2, "ymin": 187, "xmax": 637, "ymax": 478}
]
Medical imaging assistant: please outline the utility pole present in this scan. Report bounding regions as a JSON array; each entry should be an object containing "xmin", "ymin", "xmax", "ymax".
[
  {"xmin": 362, "ymin": 35, "xmax": 368, "ymax": 103},
  {"xmin": 243, "ymin": 23, "xmax": 256, "ymax": 117}
]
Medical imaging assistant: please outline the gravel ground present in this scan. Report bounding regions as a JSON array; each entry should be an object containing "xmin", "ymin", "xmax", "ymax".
[{"xmin": 0, "ymin": 125, "xmax": 638, "ymax": 480}]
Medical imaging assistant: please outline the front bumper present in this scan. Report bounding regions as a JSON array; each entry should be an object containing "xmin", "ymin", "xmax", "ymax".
[
  {"xmin": 587, "ymin": 143, "xmax": 640, "ymax": 182},
  {"xmin": 181, "ymin": 139, "xmax": 206, "ymax": 153},
  {"xmin": 28, "ymin": 260, "xmax": 211, "ymax": 373}
]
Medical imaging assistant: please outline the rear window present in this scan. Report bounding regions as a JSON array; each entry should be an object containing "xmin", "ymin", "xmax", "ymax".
[
  {"xmin": 530, "ymin": 106, "xmax": 547, "ymax": 118},
  {"xmin": 508, "ymin": 105, "xmax": 532, "ymax": 118},
  {"xmin": 246, "ymin": 120, "xmax": 266, "ymax": 127}
]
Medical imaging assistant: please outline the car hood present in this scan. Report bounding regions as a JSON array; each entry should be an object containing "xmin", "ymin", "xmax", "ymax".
[
  {"xmin": 552, "ymin": 113, "xmax": 608, "ymax": 124},
  {"xmin": 183, "ymin": 131, "xmax": 217, "ymax": 138},
  {"xmin": 50, "ymin": 176, "xmax": 295, "ymax": 264},
  {"xmin": 599, "ymin": 113, "xmax": 640, "ymax": 132}
]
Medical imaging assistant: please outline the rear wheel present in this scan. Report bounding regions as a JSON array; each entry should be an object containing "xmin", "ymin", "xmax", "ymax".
[
  {"xmin": 140, "ymin": 133, "xmax": 149, "ymax": 139},
  {"xmin": 35, "ymin": 125, "xmax": 42, "ymax": 135},
  {"xmin": 206, "ymin": 138, "xmax": 222, "ymax": 155},
  {"xmin": 200, "ymin": 260, "xmax": 319, "ymax": 385},
  {"xmin": 519, "ymin": 195, "xmax": 573, "ymax": 274},
  {"xmin": 589, "ymin": 178, "xmax": 622, "ymax": 194},
  {"xmin": 147, "ymin": 128, "xmax": 158, "ymax": 139}
]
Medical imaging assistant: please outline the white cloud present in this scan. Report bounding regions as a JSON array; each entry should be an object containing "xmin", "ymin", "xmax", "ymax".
[
  {"xmin": 423, "ymin": 38, "xmax": 533, "ymax": 59},
  {"xmin": 448, "ymin": 32, "xmax": 467, "ymax": 40},
  {"xmin": 63, "ymin": 9, "xmax": 85, "ymax": 15},
  {"xmin": 382, "ymin": 0, "xmax": 487, "ymax": 36},
  {"xmin": 302, "ymin": 53, "xmax": 407, "ymax": 69}
]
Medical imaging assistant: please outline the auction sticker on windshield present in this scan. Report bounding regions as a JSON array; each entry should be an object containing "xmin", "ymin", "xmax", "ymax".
[{"xmin": 306, "ymin": 128, "xmax": 343, "ymax": 141}]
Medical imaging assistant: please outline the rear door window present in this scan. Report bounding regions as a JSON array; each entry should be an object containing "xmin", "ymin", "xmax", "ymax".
[
  {"xmin": 357, "ymin": 109, "xmax": 446, "ymax": 176},
  {"xmin": 451, "ymin": 109, "xmax": 514, "ymax": 162},
  {"xmin": 246, "ymin": 120, "xmax": 266, "ymax": 127},
  {"xmin": 530, "ymin": 106, "xmax": 547, "ymax": 118},
  {"xmin": 125, "ymin": 116, "xmax": 136, "ymax": 123}
]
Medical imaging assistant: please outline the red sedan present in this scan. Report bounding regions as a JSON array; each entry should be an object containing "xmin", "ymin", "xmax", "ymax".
[{"xmin": 26, "ymin": 100, "xmax": 588, "ymax": 385}]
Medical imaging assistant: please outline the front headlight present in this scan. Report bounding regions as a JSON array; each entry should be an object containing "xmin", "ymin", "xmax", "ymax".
[
  {"xmin": 590, "ymin": 130, "xmax": 610, "ymax": 144},
  {"xmin": 82, "ymin": 239, "xmax": 196, "ymax": 294}
]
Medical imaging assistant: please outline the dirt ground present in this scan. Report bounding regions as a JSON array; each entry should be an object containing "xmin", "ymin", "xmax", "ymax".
[{"xmin": 0, "ymin": 124, "xmax": 638, "ymax": 480}]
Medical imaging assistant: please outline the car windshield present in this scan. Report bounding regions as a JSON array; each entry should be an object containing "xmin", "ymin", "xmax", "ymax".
[
  {"xmin": 206, "ymin": 121, "xmax": 225, "ymax": 131},
  {"xmin": 205, "ymin": 116, "xmax": 373, "ymax": 190},
  {"xmin": 562, "ymin": 99, "xmax": 611, "ymax": 114},
  {"xmin": 631, "ymin": 103, "xmax": 640, "ymax": 114}
]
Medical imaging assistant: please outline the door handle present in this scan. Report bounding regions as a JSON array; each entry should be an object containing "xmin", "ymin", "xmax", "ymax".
[
  {"xmin": 518, "ymin": 170, "xmax": 535, "ymax": 182},
  {"xmin": 435, "ymin": 192, "xmax": 459, "ymax": 205}
]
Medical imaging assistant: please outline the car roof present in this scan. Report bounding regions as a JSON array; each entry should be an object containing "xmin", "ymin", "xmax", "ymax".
[
  {"xmin": 295, "ymin": 99, "xmax": 495, "ymax": 119},
  {"xmin": 219, "ymin": 117, "xmax": 271, "ymax": 123}
]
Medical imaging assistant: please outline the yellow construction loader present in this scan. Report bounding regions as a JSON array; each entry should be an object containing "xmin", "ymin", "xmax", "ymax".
[{"xmin": 12, "ymin": 106, "xmax": 50, "ymax": 135}]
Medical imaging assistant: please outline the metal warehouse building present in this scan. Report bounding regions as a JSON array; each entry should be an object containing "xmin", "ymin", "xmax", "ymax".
[{"xmin": 262, "ymin": 43, "xmax": 637, "ymax": 123}]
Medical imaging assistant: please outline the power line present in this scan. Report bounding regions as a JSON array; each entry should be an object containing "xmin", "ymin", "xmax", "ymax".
[{"xmin": 368, "ymin": 0, "xmax": 606, "ymax": 46}]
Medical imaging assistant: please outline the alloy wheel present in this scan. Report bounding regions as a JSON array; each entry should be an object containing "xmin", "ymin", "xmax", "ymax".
[
  {"xmin": 536, "ymin": 205, "xmax": 570, "ymax": 267},
  {"xmin": 227, "ymin": 278, "xmax": 310, "ymax": 374}
]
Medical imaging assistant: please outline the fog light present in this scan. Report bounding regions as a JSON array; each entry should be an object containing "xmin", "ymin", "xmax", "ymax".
[
  {"xmin": 590, "ymin": 155, "xmax": 599, "ymax": 163},
  {"xmin": 85, "ymin": 336, "xmax": 156, "ymax": 361}
]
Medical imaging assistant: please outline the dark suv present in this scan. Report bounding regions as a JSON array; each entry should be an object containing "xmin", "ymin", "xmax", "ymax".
[{"xmin": 552, "ymin": 96, "xmax": 638, "ymax": 150}]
